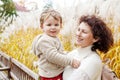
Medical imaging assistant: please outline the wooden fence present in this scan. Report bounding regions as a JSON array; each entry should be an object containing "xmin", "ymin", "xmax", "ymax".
[{"xmin": 0, "ymin": 52, "xmax": 40, "ymax": 80}]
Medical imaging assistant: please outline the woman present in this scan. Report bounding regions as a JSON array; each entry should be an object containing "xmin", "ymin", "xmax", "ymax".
[{"xmin": 63, "ymin": 15, "xmax": 113, "ymax": 80}]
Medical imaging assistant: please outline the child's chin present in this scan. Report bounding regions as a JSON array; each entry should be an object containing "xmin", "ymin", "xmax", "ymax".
[{"xmin": 50, "ymin": 35, "xmax": 57, "ymax": 37}]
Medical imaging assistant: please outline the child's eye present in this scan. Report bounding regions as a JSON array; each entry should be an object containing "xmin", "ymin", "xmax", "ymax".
[
  {"xmin": 47, "ymin": 24, "xmax": 51, "ymax": 26},
  {"xmin": 55, "ymin": 24, "xmax": 59, "ymax": 26}
]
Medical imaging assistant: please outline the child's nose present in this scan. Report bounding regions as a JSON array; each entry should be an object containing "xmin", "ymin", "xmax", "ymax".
[{"xmin": 51, "ymin": 26, "xmax": 56, "ymax": 28}]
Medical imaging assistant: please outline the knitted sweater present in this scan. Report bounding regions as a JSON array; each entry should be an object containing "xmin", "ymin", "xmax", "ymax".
[
  {"xmin": 63, "ymin": 46, "xmax": 102, "ymax": 80},
  {"xmin": 32, "ymin": 34, "xmax": 73, "ymax": 78}
]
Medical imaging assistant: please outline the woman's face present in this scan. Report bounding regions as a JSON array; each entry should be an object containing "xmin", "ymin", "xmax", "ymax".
[{"xmin": 76, "ymin": 22, "xmax": 97, "ymax": 48}]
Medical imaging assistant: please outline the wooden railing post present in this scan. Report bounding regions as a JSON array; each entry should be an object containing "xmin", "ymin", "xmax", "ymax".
[
  {"xmin": 0, "ymin": 52, "xmax": 40, "ymax": 80},
  {"xmin": 0, "ymin": 52, "xmax": 12, "ymax": 79},
  {"xmin": 0, "ymin": 67, "xmax": 11, "ymax": 79}
]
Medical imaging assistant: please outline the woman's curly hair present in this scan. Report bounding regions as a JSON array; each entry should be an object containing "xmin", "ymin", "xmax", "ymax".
[{"xmin": 78, "ymin": 15, "xmax": 113, "ymax": 53}]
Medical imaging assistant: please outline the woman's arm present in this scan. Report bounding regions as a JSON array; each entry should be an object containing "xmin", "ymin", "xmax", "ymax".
[{"xmin": 67, "ymin": 54, "xmax": 102, "ymax": 80}]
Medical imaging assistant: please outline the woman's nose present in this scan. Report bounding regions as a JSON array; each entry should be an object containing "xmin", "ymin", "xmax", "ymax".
[{"xmin": 76, "ymin": 31, "xmax": 81, "ymax": 36}]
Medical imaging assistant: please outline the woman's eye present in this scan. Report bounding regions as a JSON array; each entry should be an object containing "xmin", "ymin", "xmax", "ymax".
[
  {"xmin": 83, "ymin": 30, "xmax": 88, "ymax": 33},
  {"xmin": 55, "ymin": 24, "xmax": 59, "ymax": 26},
  {"xmin": 77, "ymin": 28, "xmax": 80, "ymax": 31}
]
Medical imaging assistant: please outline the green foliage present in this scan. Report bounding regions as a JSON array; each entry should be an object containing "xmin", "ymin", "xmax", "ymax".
[{"xmin": 0, "ymin": 0, "xmax": 17, "ymax": 33}]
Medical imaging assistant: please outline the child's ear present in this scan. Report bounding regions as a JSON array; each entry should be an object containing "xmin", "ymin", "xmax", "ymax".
[
  {"xmin": 60, "ymin": 24, "xmax": 62, "ymax": 28},
  {"xmin": 40, "ymin": 25, "xmax": 43, "ymax": 29}
]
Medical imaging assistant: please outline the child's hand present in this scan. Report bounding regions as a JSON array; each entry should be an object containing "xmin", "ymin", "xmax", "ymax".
[{"xmin": 72, "ymin": 59, "xmax": 80, "ymax": 68}]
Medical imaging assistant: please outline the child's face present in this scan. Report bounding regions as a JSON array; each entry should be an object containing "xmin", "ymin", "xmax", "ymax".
[{"xmin": 42, "ymin": 16, "xmax": 61, "ymax": 37}]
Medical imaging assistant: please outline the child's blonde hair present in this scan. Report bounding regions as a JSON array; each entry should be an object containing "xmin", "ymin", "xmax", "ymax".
[{"xmin": 40, "ymin": 9, "xmax": 62, "ymax": 28}]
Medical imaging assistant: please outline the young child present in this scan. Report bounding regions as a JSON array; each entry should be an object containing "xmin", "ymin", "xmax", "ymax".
[{"xmin": 32, "ymin": 9, "xmax": 80, "ymax": 80}]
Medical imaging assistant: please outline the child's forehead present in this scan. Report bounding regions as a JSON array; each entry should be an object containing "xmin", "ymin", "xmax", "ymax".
[
  {"xmin": 41, "ymin": 9, "xmax": 61, "ymax": 17},
  {"xmin": 40, "ymin": 10, "xmax": 62, "ymax": 24},
  {"xmin": 44, "ymin": 11, "xmax": 60, "ymax": 18},
  {"xmin": 45, "ymin": 15, "xmax": 61, "ymax": 22},
  {"xmin": 42, "ymin": 13, "xmax": 61, "ymax": 21}
]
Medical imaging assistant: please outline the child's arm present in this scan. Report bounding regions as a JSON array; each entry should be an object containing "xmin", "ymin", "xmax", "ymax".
[
  {"xmin": 38, "ymin": 38, "xmax": 80, "ymax": 68},
  {"xmin": 32, "ymin": 34, "xmax": 42, "ymax": 57}
]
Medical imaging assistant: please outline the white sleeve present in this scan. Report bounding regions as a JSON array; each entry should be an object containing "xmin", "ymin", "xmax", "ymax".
[
  {"xmin": 67, "ymin": 54, "xmax": 102, "ymax": 80},
  {"xmin": 67, "ymin": 70, "xmax": 90, "ymax": 80},
  {"xmin": 32, "ymin": 34, "xmax": 42, "ymax": 56},
  {"xmin": 38, "ymin": 38, "xmax": 73, "ymax": 66}
]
